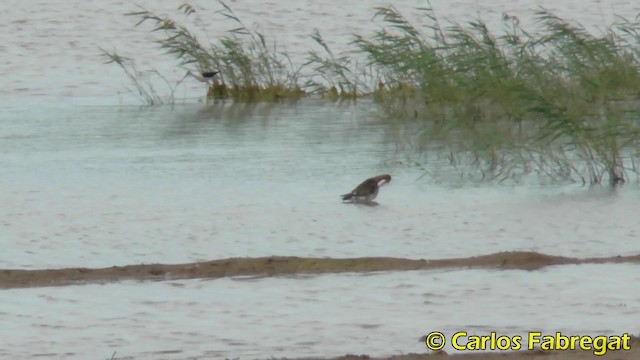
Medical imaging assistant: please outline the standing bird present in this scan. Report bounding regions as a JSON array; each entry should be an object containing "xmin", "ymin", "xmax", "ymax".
[
  {"xmin": 184, "ymin": 70, "xmax": 219, "ymax": 83},
  {"xmin": 341, "ymin": 174, "xmax": 392, "ymax": 203}
]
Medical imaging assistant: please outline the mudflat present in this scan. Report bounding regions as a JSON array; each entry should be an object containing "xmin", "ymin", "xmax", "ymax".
[
  {"xmin": 2, "ymin": 251, "xmax": 639, "ymax": 289},
  {"xmin": 5, "ymin": 252, "xmax": 638, "ymax": 360},
  {"xmin": 316, "ymin": 342, "xmax": 639, "ymax": 359}
]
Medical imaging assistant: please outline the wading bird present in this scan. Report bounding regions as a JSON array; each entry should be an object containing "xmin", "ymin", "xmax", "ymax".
[
  {"xmin": 184, "ymin": 70, "xmax": 219, "ymax": 83},
  {"xmin": 341, "ymin": 174, "xmax": 391, "ymax": 203}
]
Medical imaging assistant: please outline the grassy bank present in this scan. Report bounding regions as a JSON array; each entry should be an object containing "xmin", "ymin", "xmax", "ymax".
[{"xmin": 103, "ymin": 1, "xmax": 640, "ymax": 185}]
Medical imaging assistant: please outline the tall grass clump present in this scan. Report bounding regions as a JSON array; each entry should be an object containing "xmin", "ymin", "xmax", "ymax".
[
  {"xmin": 109, "ymin": 1, "xmax": 304, "ymax": 103},
  {"xmin": 103, "ymin": 1, "xmax": 640, "ymax": 185},
  {"xmin": 304, "ymin": 29, "xmax": 359, "ymax": 100},
  {"xmin": 100, "ymin": 49, "xmax": 176, "ymax": 105},
  {"xmin": 355, "ymin": 4, "xmax": 640, "ymax": 185}
]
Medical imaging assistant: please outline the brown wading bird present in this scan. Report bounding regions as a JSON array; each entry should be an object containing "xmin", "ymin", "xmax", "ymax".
[{"xmin": 341, "ymin": 174, "xmax": 392, "ymax": 203}]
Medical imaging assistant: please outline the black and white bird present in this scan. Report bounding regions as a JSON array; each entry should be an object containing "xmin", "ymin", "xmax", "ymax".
[{"xmin": 185, "ymin": 70, "xmax": 219, "ymax": 83}]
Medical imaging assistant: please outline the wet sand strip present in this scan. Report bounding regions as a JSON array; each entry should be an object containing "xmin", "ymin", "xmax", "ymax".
[
  {"xmin": 1, "ymin": 251, "xmax": 639, "ymax": 289},
  {"xmin": 299, "ymin": 340, "xmax": 640, "ymax": 360}
]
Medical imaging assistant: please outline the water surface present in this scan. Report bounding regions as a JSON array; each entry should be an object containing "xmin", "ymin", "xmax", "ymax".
[
  {"xmin": 1, "ymin": 0, "xmax": 639, "ymax": 105},
  {"xmin": 2, "ymin": 2, "xmax": 640, "ymax": 359},
  {"xmin": 2, "ymin": 102, "xmax": 639, "ymax": 269},
  {"xmin": 1, "ymin": 264, "xmax": 638, "ymax": 359}
]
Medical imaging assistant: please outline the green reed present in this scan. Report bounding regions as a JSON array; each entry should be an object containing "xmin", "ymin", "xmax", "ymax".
[
  {"xmin": 356, "ymin": 5, "xmax": 640, "ymax": 185},
  {"xmin": 104, "ymin": 1, "xmax": 640, "ymax": 185},
  {"xmin": 99, "ymin": 49, "xmax": 175, "ymax": 105},
  {"xmin": 121, "ymin": 1, "xmax": 304, "ymax": 102},
  {"xmin": 304, "ymin": 29, "xmax": 358, "ymax": 100}
]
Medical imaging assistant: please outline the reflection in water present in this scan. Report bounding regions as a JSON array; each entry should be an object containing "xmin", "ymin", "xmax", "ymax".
[
  {"xmin": 2, "ymin": 1, "xmax": 639, "ymax": 359},
  {"xmin": 1, "ymin": 101, "xmax": 639, "ymax": 270},
  {"xmin": 348, "ymin": 201, "xmax": 380, "ymax": 207}
]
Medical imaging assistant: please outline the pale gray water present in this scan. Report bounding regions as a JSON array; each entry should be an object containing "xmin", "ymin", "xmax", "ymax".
[
  {"xmin": 1, "ymin": 0, "xmax": 639, "ymax": 105},
  {"xmin": 1, "ymin": 264, "xmax": 639, "ymax": 359},
  {"xmin": 2, "ymin": 1, "xmax": 640, "ymax": 359},
  {"xmin": 2, "ymin": 102, "xmax": 639, "ymax": 269}
]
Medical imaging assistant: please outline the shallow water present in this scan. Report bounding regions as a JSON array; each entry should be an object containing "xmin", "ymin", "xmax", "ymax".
[
  {"xmin": 2, "ymin": 1, "xmax": 640, "ymax": 359},
  {"xmin": 1, "ymin": 264, "xmax": 639, "ymax": 359},
  {"xmin": 2, "ymin": 102, "xmax": 639, "ymax": 270}
]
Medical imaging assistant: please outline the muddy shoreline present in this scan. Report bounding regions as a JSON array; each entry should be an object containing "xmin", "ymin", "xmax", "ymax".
[
  {"xmin": 2, "ymin": 251, "xmax": 639, "ymax": 289},
  {"xmin": 300, "ymin": 341, "xmax": 640, "ymax": 360}
]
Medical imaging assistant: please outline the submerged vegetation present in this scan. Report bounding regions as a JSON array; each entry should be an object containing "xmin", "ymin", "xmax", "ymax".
[{"xmin": 104, "ymin": 1, "xmax": 640, "ymax": 186}]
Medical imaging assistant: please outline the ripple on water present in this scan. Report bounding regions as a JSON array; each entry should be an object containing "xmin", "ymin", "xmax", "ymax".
[
  {"xmin": 2, "ymin": 3, "xmax": 640, "ymax": 357},
  {"xmin": 0, "ymin": 264, "xmax": 638, "ymax": 359},
  {"xmin": 1, "ymin": 0, "xmax": 637, "ymax": 102},
  {"xmin": 2, "ymin": 105, "xmax": 639, "ymax": 269}
]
